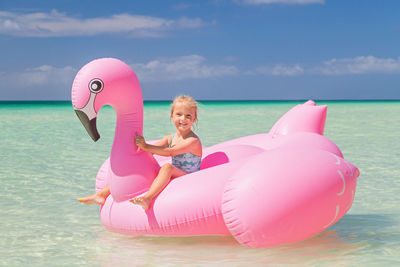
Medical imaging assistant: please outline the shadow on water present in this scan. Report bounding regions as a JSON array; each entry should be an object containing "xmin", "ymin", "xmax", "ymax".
[
  {"xmin": 323, "ymin": 213, "xmax": 399, "ymax": 249},
  {"xmin": 87, "ymin": 214, "xmax": 397, "ymax": 266},
  {"xmin": 328, "ymin": 214, "xmax": 395, "ymax": 239}
]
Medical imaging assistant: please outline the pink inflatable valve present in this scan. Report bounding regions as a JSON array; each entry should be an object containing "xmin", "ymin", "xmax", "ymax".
[{"xmin": 72, "ymin": 58, "xmax": 360, "ymax": 248}]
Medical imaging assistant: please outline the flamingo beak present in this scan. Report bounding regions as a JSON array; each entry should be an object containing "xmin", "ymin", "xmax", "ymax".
[
  {"xmin": 74, "ymin": 109, "xmax": 100, "ymax": 142},
  {"xmin": 73, "ymin": 89, "xmax": 101, "ymax": 142}
]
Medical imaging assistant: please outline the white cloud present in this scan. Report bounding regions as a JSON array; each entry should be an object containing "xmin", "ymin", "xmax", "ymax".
[
  {"xmin": 251, "ymin": 56, "xmax": 400, "ymax": 76},
  {"xmin": 131, "ymin": 55, "xmax": 239, "ymax": 82},
  {"xmin": 318, "ymin": 56, "xmax": 400, "ymax": 75},
  {"xmin": 0, "ymin": 55, "xmax": 238, "ymax": 92},
  {"xmin": 0, "ymin": 65, "xmax": 76, "ymax": 89},
  {"xmin": 2, "ymin": 55, "xmax": 399, "ymax": 94},
  {"xmin": 250, "ymin": 64, "xmax": 304, "ymax": 76},
  {"xmin": 240, "ymin": 0, "xmax": 324, "ymax": 5},
  {"xmin": 0, "ymin": 10, "xmax": 207, "ymax": 37}
]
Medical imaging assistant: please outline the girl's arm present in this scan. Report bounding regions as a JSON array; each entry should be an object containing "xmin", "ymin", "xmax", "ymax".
[
  {"xmin": 136, "ymin": 135, "xmax": 199, "ymax": 156},
  {"xmin": 151, "ymin": 134, "xmax": 170, "ymax": 147}
]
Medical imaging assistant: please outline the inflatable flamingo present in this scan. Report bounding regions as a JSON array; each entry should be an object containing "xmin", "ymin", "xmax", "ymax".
[{"xmin": 72, "ymin": 58, "xmax": 360, "ymax": 248}]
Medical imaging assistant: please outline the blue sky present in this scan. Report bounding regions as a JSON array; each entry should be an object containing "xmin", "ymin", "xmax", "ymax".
[{"xmin": 1, "ymin": 0, "xmax": 399, "ymax": 100}]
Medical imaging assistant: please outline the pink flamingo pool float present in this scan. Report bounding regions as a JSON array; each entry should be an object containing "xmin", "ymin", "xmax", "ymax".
[{"xmin": 72, "ymin": 58, "xmax": 360, "ymax": 248}]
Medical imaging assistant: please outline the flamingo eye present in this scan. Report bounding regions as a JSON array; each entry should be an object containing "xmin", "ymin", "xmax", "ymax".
[{"xmin": 89, "ymin": 79, "xmax": 104, "ymax": 93}]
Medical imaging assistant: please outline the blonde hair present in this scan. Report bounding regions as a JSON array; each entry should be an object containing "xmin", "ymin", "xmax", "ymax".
[{"xmin": 170, "ymin": 95, "xmax": 199, "ymax": 129}]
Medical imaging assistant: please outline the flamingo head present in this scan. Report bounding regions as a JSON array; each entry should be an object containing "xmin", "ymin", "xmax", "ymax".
[{"xmin": 71, "ymin": 58, "xmax": 143, "ymax": 141}]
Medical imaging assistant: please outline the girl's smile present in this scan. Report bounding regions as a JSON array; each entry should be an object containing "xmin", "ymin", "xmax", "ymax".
[{"xmin": 172, "ymin": 102, "xmax": 196, "ymax": 133}]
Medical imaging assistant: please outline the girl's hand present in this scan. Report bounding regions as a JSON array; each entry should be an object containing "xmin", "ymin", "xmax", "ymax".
[{"xmin": 135, "ymin": 135, "xmax": 146, "ymax": 149}]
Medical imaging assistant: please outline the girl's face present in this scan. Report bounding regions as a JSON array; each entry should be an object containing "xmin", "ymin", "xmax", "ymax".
[{"xmin": 171, "ymin": 102, "xmax": 196, "ymax": 132}]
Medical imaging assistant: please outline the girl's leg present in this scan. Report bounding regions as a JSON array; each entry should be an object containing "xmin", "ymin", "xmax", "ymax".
[
  {"xmin": 78, "ymin": 184, "xmax": 110, "ymax": 205},
  {"xmin": 130, "ymin": 163, "xmax": 186, "ymax": 210}
]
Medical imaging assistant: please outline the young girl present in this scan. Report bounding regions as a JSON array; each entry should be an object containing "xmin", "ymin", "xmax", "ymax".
[{"xmin": 78, "ymin": 95, "xmax": 202, "ymax": 210}]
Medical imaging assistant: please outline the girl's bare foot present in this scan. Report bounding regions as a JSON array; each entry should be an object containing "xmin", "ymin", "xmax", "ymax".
[
  {"xmin": 129, "ymin": 196, "xmax": 152, "ymax": 210},
  {"xmin": 78, "ymin": 194, "xmax": 105, "ymax": 205}
]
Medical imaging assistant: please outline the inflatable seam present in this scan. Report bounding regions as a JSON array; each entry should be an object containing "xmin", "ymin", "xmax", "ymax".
[
  {"xmin": 116, "ymin": 212, "xmax": 224, "ymax": 233},
  {"xmin": 108, "ymin": 199, "xmax": 114, "ymax": 228},
  {"xmin": 222, "ymin": 198, "xmax": 249, "ymax": 244},
  {"xmin": 221, "ymin": 169, "xmax": 257, "ymax": 246}
]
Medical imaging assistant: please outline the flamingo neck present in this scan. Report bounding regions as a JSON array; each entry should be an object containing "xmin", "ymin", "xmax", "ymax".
[
  {"xmin": 107, "ymin": 103, "xmax": 160, "ymax": 201},
  {"xmin": 110, "ymin": 108, "xmax": 145, "ymax": 174}
]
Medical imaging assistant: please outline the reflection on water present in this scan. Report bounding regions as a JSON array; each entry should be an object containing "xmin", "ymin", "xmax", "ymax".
[
  {"xmin": 92, "ymin": 230, "xmax": 361, "ymax": 266},
  {"xmin": 92, "ymin": 214, "xmax": 396, "ymax": 266}
]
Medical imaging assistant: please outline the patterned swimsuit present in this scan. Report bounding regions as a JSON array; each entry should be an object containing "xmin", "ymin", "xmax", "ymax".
[{"xmin": 170, "ymin": 133, "xmax": 202, "ymax": 173}]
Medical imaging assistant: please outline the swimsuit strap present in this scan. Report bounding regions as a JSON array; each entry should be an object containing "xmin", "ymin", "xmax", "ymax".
[{"xmin": 169, "ymin": 133, "xmax": 175, "ymax": 148}]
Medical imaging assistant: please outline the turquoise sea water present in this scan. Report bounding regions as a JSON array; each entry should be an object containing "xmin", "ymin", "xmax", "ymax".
[{"xmin": 1, "ymin": 101, "xmax": 399, "ymax": 266}]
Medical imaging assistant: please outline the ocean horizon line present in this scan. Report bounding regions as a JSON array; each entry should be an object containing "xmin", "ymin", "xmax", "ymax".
[{"xmin": 1, "ymin": 99, "xmax": 400, "ymax": 105}]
